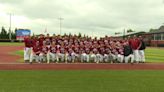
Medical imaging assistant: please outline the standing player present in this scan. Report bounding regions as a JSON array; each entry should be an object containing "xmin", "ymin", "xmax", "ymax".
[
  {"xmin": 138, "ymin": 36, "xmax": 146, "ymax": 63},
  {"xmin": 38, "ymin": 34, "xmax": 45, "ymax": 47},
  {"xmin": 24, "ymin": 36, "xmax": 32, "ymax": 62},
  {"xmin": 129, "ymin": 35, "xmax": 140, "ymax": 63}
]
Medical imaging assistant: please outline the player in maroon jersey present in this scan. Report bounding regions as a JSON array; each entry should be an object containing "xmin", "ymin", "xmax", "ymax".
[
  {"xmin": 40, "ymin": 41, "xmax": 49, "ymax": 63},
  {"xmin": 29, "ymin": 41, "xmax": 41, "ymax": 64},
  {"xmin": 24, "ymin": 36, "xmax": 32, "ymax": 62},
  {"xmin": 38, "ymin": 34, "xmax": 45, "ymax": 47},
  {"xmin": 129, "ymin": 35, "xmax": 140, "ymax": 63},
  {"xmin": 48, "ymin": 41, "xmax": 57, "ymax": 63}
]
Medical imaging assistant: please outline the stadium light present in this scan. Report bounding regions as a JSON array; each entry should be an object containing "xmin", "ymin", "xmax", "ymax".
[{"xmin": 8, "ymin": 13, "xmax": 14, "ymax": 41}]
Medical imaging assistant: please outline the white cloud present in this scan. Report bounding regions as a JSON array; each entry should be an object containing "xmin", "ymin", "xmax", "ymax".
[{"xmin": 0, "ymin": 0, "xmax": 164, "ymax": 37}]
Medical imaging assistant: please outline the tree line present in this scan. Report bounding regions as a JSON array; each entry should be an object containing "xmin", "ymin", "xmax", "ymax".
[{"xmin": 0, "ymin": 26, "xmax": 16, "ymax": 40}]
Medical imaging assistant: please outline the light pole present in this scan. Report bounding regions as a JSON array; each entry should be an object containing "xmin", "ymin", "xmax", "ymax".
[
  {"xmin": 123, "ymin": 29, "xmax": 126, "ymax": 40},
  {"xmin": 58, "ymin": 17, "xmax": 64, "ymax": 35},
  {"xmin": 8, "ymin": 13, "xmax": 13, "ymax": 41}
]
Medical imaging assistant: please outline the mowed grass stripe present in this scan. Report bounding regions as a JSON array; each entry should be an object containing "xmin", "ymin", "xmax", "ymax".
[
  {"xmin": 145, "ymin": 48, "xmax": 164, "ymax": 62},
  {"xmin": 0, "ymin": 42, "xmax": 23, "ymax": 46},
  {"xmin": 0, "ymin": 70, "xmax": 164, "ymax": 92}
]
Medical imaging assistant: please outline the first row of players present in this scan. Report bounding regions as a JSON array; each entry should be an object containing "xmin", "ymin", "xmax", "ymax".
[{"xmin": 24, "ymin": 34, "xmax": 146, "ymax": 64}]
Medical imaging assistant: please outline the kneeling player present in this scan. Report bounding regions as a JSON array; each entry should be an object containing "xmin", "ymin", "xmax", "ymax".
[
  {"xmin": 40, "ymin": 41, "xmax": 49, "ymax": 63},
  {"xmin": 123, "ymin": 42, "xmax": 134, "ymax": 64},
  {"xmin": 30, "ymin": 41, "xmax": 41, "ymax": 64},
  {"xmin": 48, "ymin": 42, "xmax": 57, "ymax": 63}
]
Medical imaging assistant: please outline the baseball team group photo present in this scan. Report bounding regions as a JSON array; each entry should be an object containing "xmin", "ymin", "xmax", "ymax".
[
  {"xmin": 24, "ymin": 33, "xmax": 146, "ymax": 64},
  {"xmin": 1, "ymin": 0, "xmax": 164, "ymax": 92}
]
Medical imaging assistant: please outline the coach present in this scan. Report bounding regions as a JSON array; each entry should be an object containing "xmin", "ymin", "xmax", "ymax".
[
  {"xmin": 138, "ymin": 36, "xmax": 146, "ymax": 63},
  {"xmin": 123, "ymin": 42, "xmax": 134, "ymax": 64},
  {"xmin": 129, "ymin": 35, "xmax": 140, "ymax": 63}
]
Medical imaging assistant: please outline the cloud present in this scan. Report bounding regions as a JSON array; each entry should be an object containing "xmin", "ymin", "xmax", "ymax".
[{"xmin": 0, "ymin": 0, "xmax": 164, "ymax": 37}]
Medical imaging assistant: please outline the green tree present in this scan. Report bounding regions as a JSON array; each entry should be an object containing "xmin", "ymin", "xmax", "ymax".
[
  {"xmin": 127, "ymin": 29, "xmax": 135, "ymax": 33},
  {"xmin": 78, "ymin": 32, "xmax": 82, "ymax": 38},
  {"xmin": 149, "ymin": 28, "xmax": 157, "ymax": 32},
  {"xmin": 1, "ymin": 26, "xmax": 8, "ymax": 39}
]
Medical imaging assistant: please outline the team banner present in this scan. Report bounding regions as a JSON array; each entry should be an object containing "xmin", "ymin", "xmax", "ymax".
[{"xmin": 16, "ymin": 29, "xmax": 31, "ymax": 40}]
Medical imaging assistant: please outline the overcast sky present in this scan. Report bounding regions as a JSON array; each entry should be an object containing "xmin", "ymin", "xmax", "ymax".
[{"xmin": 0, "ymin": 0, "xmax": 164, "ymax": 37}]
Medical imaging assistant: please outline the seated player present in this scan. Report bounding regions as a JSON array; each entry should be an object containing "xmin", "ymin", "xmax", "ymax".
[
  {"xmin": 104, "ymin": 48, "xmax": 111, "ymax": 63},
  {"xmin": 48, "ymin": 42, "xmax": 57, "ymax": 63},
  {"xmin": 40, "ymin": 41, "xmax": 49, "ymax": 63},
  {"xmin": 116, "ymin": 47, "xmax": 124, "ymax": 63},
  {"xmin": 58, "ymin": 43, "xmax": 65, "ymax": 62},
  {"xmin": 74, "ymin": 47, "xmax": 80, "ymax": 63},
  {"xmin": 96, "ymin": 50, "xmax": 104, "ymax": 64},
  {"xmin": 67, "ymin": 48, "xmax": 74, "ymax": 63},
  {"xmin": 30, "ymin": 41, "xmax": 41, "ymax": 64},
  {"xmin": 90, "ymin": 51, "xmax": 97, "ymax": 63}
]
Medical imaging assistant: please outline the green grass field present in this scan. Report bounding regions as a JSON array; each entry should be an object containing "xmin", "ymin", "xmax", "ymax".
[
  {"xmin": 0, "ymin": 42, "xmax": 23, "ymax": 46},
  {"xmin": 145, "ymin": 48, "xmax": 164, "ymax": 62},
  {"xmin": 0, "ymin": 70, "xmax": 164, "ymax": 92},
  {"xmin": 0, "ymin": 43, "xmax": 164, "ymax": 92}
]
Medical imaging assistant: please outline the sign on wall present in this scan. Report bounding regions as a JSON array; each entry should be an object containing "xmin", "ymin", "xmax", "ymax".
[{"xmin": 16, "ymin": 29, "xmax": 31, "ymax": 40}]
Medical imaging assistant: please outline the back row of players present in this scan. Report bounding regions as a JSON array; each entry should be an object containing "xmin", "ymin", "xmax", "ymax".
[{"xmin": 24, "ymin": 34, "xmax": 146, "ymax": 64}]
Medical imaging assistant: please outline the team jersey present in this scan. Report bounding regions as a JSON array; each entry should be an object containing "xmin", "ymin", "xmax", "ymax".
[
  {"xmin": 33, "ymin": 45, "xmax": 41, "ymax": 55},
  {"xmin": 50, "ymin": 46, "xmax": 57, "ymax": 53},
  {"xmin": 38, "ymin": 37, "xmax": 45, "ymax": 47},
  {"xmin": 60, "ymin": 47, "xmax": 65, "ymax": 54},
  {"xmin": 129, "ymin": 39, "xmax": 140, "ymax": 50},
  {"xmin": 41, "ymin": 46, "xmax": 49, "ymax": 54},
  {"xmin": 31, "ymin": 38, "xmax": 37, "ymax": 47},
  {"xmin": 24, "ymin": 38, "xmax": 32, "ymax": 48}
]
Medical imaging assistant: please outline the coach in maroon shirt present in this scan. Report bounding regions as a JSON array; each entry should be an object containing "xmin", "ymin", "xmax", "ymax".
[{"xmin": 129, "ymin": 35, "xmax": 140, "ymax": 63}]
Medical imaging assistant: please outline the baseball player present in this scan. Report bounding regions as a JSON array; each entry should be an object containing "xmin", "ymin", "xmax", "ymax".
[
  {"xmin": 24, "ymin": 36, "xmax": 32, "ymax": 62},
  {"xmin": 90, "ymin": 48, "xmax": 97, "ymax": 63},
  {"xmin": 58, "ymin": 43, "xmax": 65, "ymax": 62},
  {"xmin": 40, "ymin": 41, "xmax": 49, "ymax": 63},
  {"xmin": 29, "ymin": 41, "xmax": 41, "ymax": 64},
  {"xmin": 48, "ymin": 42, "xmax": 57, "ymax": 63}
]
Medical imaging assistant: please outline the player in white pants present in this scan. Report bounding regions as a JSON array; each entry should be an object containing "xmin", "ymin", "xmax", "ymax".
[
  {"xmin": 117, "ymin": 49, "xmax": 124, "ymax": 63},
  {"xmin": 123, "ymin": 42, "xmax": 134, "ymax": 64},
  {"xmin": 81, "ymin": 50, "xmax": 89, "ymax": 63},
  {"xmin": 24, "ymin": 36, "xmax": 32, "ymax": 62},
  {"xmin": 29, "ymin": 41, "xmax": 41, "ymax": 64},
  {"xmin": 138, "ymin": 50, "xmax": 145, "ymax": 63},
  {"xmin": 90, "ymin": 51, "xmax": 97, "ymax": 63},
  {"xmin": 48, "ymin": 42, "xmax": 57, "ymax": 63},
  {"xmin": 58, "ymin": 46, "xmax": 65, "ymax": 62},
  {"xmin": 40, "ymin": 42, "xmax": 49, "ymax": 63},
  {"xmin": 117, "ymin": 54, "xmax": 124, "ymax": 63},
  {"xmin": 96, "ymin": 52, "xmax": 103, "ymax": 63},
  {"xmin": 138, "ymin": 36, "xmax": 146, "ymax": 63},
  {"xmin": 124, "ymin": 54, "xmax": 134, "ymax": 63},
  {"xmin": 133, "ymin": 50, "xmax": 139, "ymax": 63},
  {"xmin": 67, "ymin": 48, "xmax": 74, "ymax": 63}
]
